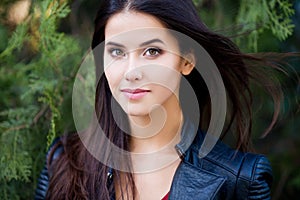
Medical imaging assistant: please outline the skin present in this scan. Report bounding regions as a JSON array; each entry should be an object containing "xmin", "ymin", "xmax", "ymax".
[{"xmin": 104, "ymin": 11, "xmax": 194, "ymax": 199}]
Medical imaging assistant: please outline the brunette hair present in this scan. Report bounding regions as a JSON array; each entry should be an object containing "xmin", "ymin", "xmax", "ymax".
[{"xmin": 46, "ymin": 0, "xmax": 284, "ymax": 199}]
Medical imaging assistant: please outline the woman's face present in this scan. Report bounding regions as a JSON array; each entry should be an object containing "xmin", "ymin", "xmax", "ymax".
[{"xmin": 104, "ymin": 11, "xmax": 192, "ymax": 117}]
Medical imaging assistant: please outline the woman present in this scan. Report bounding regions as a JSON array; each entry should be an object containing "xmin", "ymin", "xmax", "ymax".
[{"xmin": 35, "ymin": 0, "xmax": 280, "ymax": 199}]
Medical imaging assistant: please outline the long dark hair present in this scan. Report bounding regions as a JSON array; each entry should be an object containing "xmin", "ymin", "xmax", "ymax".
[{"xmin": 46, "ymin": 0, "xmax": 283, "ymax": 199}]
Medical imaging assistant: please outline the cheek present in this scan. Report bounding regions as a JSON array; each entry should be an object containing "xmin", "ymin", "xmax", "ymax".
[
  {"xmin": 144, "ymin": 73, "xmax": 181, "ymax": 105},
  {"xmin": 158, "ymin": 54, "xmax": 184, "ymax": 72},
  {"xmin": 146, "ymin": 64, "xmax": 182, "ymax": 93},
  {"xmin": 105, "ymin": 66, "xmax": 124, "ymax": 92},
  {"xmin": 162, "ymin": 71, "xmax": 181, "ymax": 93}
]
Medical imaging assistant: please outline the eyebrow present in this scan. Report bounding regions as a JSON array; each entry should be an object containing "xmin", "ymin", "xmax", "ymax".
[
  {"xmin": 105, "ymin": 38, "xmax": 165, "ymax": 48},
  {"xmin": 139, "ymin": 39, "xmax": 165, "ymax": 47}
]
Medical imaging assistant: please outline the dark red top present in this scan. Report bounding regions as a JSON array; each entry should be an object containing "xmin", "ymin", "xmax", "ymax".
[{"xmin": 161, "ymin": 192, "xmax": 169, "ymax": 200}]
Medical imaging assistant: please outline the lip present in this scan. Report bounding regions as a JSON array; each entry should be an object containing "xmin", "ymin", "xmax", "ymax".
[{"xmin": 120, "ymin": 88, "xmax": 150, "ymax": 100}]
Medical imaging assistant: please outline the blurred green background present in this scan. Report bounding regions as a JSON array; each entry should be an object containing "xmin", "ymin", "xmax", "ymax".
[{"xmin": 0, "ymin": 0, "xmax": 299, "ymax": 199}]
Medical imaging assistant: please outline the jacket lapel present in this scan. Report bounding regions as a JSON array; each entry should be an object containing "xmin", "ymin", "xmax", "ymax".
[{"xmin": 169, "ymin": 161, "xmax": 226, "ymax": 200}]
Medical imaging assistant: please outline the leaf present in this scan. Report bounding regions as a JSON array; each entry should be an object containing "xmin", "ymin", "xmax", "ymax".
[{"xmin": 236, "ymin": 0, "xmax": 295, "ymax": 52}]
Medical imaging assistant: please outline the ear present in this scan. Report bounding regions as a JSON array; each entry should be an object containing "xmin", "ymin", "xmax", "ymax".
[{"xmin": 181, "ymin": 52, "xmax": 196, "ymax": 76}]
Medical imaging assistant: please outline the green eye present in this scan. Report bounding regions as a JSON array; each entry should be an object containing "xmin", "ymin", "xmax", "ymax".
[{"xmin": 110, "ymin": 49, "xmax": 125, "ymax": 57}]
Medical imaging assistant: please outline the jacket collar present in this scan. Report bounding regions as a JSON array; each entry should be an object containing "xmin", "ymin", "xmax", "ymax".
[
  {"xmin": 107, "ymin": 161, "xmax": 226, "ymax": 200},
  {"xmin": 175, "ymin": 115, "xmax": 198, "ymax": 158},
  {"xmin": 169, "ymin": 161, "xmax": 226, "ymax": 200},
  {"xmin": 107, "ymin": 117, "xmax": 226, "ymax": 199},
  {"xmin": 170, "ymin": 116, "xmax": 226, "ymax": 199}
]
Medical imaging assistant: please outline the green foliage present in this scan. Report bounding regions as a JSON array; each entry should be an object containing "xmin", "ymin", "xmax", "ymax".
[
  {"xmin": 194, "ymin": 0, "xmax": 295, "ymax": 52},
  {"xmin": 0, "ymin": 107, "xmax": 35, "ymax": 183},
  {"xmin": 0, "ymin": 0, "xmax": 83, "ymax": 199},
  {"xmin": 0, "ymin": 23, "xmax": 28, "ymax": 59},
  {"xmin": 0, "ymin": 0, "xmax": 298, "ymax": 199},
  {"xmin": 236, "ymin": 0, "xmax": 295, "ymax": 51}
]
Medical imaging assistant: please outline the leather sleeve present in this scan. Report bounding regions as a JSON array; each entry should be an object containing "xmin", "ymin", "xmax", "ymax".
[
  {"xmin": 34, "ymin": 138, "xmax": 63, "ymax": 200},
  {"xmin": 34, "ymin": 162, "xmax": 50, "ymax": 200},
  {"xmin": 248, "ymin": 155, "xmax": 273, "ymax": 199},
  {"xmin": 237, "ymin": 153, "xmax": 273, "ymax": 200}
]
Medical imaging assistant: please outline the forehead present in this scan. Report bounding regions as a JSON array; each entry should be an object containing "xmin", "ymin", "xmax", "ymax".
[{"xmin": 104, "ymin": 11, "xmax": 178, "ymax": 47}]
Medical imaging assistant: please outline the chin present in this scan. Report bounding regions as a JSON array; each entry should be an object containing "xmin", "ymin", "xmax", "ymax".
[
  {"xmin": 126, "ymin": 110, "xmax": 149, "ymax": 117},
  {"xmin": 118, "ymin": 103, "xmax": 149, "ymax": 117}
]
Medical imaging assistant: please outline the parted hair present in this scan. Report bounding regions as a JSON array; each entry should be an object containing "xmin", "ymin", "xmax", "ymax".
[{"xmin": 46, "ymin": 0, "xmax": 284, "ymax": 199}]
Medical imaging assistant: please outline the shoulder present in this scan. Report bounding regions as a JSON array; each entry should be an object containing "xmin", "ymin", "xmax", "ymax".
[
  {"xmin": 47, "ymin": 137, "xmax": 65, "ymax": 164},
  {"xmin": 237, "ymin": 152, "xmax": 272, "ymax": 199},
  {"xmin": 34, "ymin": 137, "xmax": 65, "ymax": 200},
  {"xmin": 184, "ymin": 132, "xmax": 272, "ymax": 199}
]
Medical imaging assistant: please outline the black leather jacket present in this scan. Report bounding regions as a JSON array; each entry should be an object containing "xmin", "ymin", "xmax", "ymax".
[{"xmin": 35, "ymin": 119, "xmax": 272, "ymax": 199}]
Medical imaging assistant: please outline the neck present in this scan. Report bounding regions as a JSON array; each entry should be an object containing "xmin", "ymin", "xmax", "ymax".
[{"xmin": 129, "ymin": 95, "xmax": 183, "ymax": 153}]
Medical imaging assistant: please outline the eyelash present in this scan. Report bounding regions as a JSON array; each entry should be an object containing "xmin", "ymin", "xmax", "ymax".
[
  {"xmin": 143, "ymin": 47, "xmax": 162, "ymax": 57},
  {"xmin": 108, "ymin": 47, "xmax": 162, "ymax": 58},
  {"xmin": 109, "ymin": 48, "xmax": 125, "ymax": 57}
]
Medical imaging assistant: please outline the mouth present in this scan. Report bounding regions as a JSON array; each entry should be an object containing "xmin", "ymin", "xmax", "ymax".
[{"xmin": 120, "ymin": 88, "xmax": 151, "ymax": 100}]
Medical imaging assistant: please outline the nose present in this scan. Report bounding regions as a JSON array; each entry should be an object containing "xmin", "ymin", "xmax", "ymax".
[
  {"xmin": 124, "ymin": 53, "xmax": 143, "ymax": 81},
  {"xmin": 125, "ymin": 70, "xmax": 143, "ymax": 81}
]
